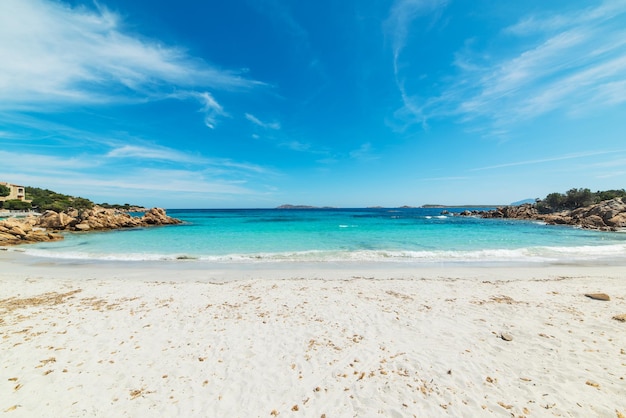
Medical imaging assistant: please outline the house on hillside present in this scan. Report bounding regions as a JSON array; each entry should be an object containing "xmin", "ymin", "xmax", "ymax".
[{"xmin": 0, "ymin": 182, "xmax": 31, "ymax": 203}]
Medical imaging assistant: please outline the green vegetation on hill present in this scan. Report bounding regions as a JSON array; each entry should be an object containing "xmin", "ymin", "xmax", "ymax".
[
  {"xmin": 99, "ymin": 203, "xmax": 143, "ymax": 211},
  {"xmin": 0, "ymin": 186, "xmax": 144, "ymax": 212},
  {"xmin": 535, "ymin": 188, "xmax": 626, "ymax": 213},
  {"xmin": 0, "ymin": 184, "xmax": 10, "ymax": 197},
  {"xmin": 1, "ymin": 200, "xmax": 32, "ymax": 210},
  {"xmin": 25, "ymin": 187, "xmax": 94, "ymax": 212}
]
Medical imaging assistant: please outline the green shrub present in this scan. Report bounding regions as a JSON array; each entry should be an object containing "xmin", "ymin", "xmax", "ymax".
[
  {"xmin": 536, "ymin": 188, "xmax": 626, "ymax": 212},
  {"xmin": 25, "ymin": 187, "xmax": 94, "ymax": 212},
  {"xmin": 3, "ymin": 199, "xmax": 32, "ymax": 210}
]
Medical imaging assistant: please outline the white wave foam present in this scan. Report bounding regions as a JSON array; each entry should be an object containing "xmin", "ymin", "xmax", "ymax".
[{"xmin": 16, "ymin": 243, "xmax": 626, "ymax": 264}]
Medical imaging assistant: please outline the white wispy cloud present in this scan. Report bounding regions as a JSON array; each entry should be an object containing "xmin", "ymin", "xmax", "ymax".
[
  {"xmin": 349, "ymin": 143, "xmax": 379, "ymax": 162},
  {"xmin": 384, "ymin": 0, "xmax": 448, "ymax": 66},
  {"xmin": 245, "ymin": 113, "xmax": 281, "ymax": 130},
  {"xmin": 0, "ymin": 149, "xmax": 273, "ymax": 203},
  {"xmin": 384, "ymin": 0, "xmax": 448, "ymax": 127},
  {"xmin": 470, "ymin": 150, "xmax": 621, "ymax": 171},
  {"xmin": 454, "ymin": 23, "xmax": 626, "ymax": 125},
  {"xmin": 0, "ymin": 0, "xmax": 260, "ymax": 112},
  {"xmin": 1, "ymin": 169, "xmax": 257, "ymax": 200},
  {"xmin": 419, "ymin": 176, "xmax": 470, "ymax": 181},
  {"xmin": 106, "ymin": 144, "xmax": 273, "ymax": 175},
  {"xmin": 106, "ymin": 145, "xmax": 205, "ymax": 164},
  {"xmin": 196, "ymin": 92, "xmax": 228, "ymax": 129},
  {"xmin": 0, "ymin": 150, "xmax": 96, "ymax": 172},
  {"xmin": 251, "ymin": 0, "xmax": 310, "ymax": 51},
  {"xmin": 392, "ymin": 1, "xmax": 626, "ymax": 134},
  {"xmin": 505, "ymin": 2, "xmax": 626, "ymax": 36},
  {"xmin": 281, "ymin": 141, "xmax": 311, "ymax": 152}
]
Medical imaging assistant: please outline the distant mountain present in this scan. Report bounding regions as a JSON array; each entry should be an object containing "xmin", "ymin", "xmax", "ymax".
[
  {"xmin": 276, "ymin": 204, "xmax": 317, "ymax": 209},
  {"xmin": 510, "ymin": 198, "xmax": 536, "ymax": 206}
]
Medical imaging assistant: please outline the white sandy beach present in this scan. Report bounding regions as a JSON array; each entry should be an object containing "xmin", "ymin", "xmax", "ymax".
[{"xmin": 1, "ymin": 252, "xmax": 625, "ymax": 417}]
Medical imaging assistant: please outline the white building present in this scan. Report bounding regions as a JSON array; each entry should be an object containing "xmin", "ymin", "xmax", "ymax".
[{"xmin": 0, "ymin": 182, "xmax": 30, "ymax": 202}]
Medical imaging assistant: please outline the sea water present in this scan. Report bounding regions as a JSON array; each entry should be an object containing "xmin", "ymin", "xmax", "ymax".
[{"xmin": 15, "ymin": 208, "xmax": 626, "ymax": 265}]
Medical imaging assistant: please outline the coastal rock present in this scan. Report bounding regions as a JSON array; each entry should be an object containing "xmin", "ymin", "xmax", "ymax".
[
  {"xmin": 142, "ymin": 208, "xmax": 181, "ymax": 225},
  {"xmin": 612, "ymin": 314, "xmax": 626, "ymax": 322},
  {"xmin": 607, "ymin": 213, "xmax": 626, "ymax": 227},
  {"xmin": 0, "ymin": 218, "xmax": 63, "ymax": 245},
  {"xmin": 566, "ymin": 198, "xmax": 626, "ymax": 230},
  {"xmin": 464, "ymin": 198, "xmax": 626, "ymax": 231},
  {"xmin": 575, "ymin": 198, "xmax": 626, "ymax": 221},
  {"xmin": 578, "ymin": 215, "xmax": 606, "ymax": 229},
  {"xmin": 541, "ymin": 214, "xmax": 572, "ymax": 225},
  {"xmin": 38, "ymin": 211, "xmax": 74, "ymax": 229},
  {"xmin": 0, "ymin": 231, "xmax": 15, "ymax": 242},
  {"xmin": 584, "ymin": 293, "xmax": 611, "ymax": 301},
  {"xmin": 69, "ymin": 206, "xmax": 182, "ymax": 230},
  {"xmin": 87, "ymin": 210, "xmax": 138, "ymax": 229},
  {"xmin": 480, "ymin": 204, "xmax": 538, "ymax": 220},
  {"xmin": 1, "ymin": 206, "xmax": 180, "ymax": 246},
  {"xmin": 74, "ymin": 223, "xmax": 91, "ymax": 231}
]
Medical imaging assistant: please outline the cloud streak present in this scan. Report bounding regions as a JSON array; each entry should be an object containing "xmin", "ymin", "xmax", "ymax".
[
  {"xmin": 392, "ymin": 1, "xmax": 626, "ymax": 135},
  {"xmin": 0, "ymin": 148, "xmax": 274, "ymax": 204},
  {"xmin": 105, "ymin": 144, "xmax": 273, "ymax": 175},
  {"xmin": 349, "ymin": 143, "xmax": 379, "ymax": 162},
  {"xmin": 384, "ymin": 0, "xmax": 448, "ymax": 67},
  {"xmin": 384, "ymin": 0, "xmax": 448, "ymax": 128},
  {"xmin": 470, "ymin": 150, "xmax": 622, "ymax": 171},
  {"xmin": 245, "ymin": 113, "xmax": 281, "ymax": 130},
  {"xmin": 0, "ymin": 0, "xmax": 261, "ymax": 111}
]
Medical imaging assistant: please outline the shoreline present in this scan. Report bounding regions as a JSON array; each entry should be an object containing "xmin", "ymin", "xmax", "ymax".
[
  {"xmin": 1, "ymin": 253, "xmax": 625, "ymax": 416},
  {"xmin": 3, "ymin": 249, "xmax": 626, "ymax": 282}
]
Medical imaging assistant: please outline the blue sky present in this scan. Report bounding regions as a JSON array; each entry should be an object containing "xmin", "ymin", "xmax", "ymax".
[{"xmin": 1, "ymin": 0, "xmax": 625, "ymax": 208}]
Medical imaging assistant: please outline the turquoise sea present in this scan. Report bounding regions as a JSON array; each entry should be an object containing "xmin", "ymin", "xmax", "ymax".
[{"xmin": 15, "ymin": 208, "xmax": 626, "ymax": 265}]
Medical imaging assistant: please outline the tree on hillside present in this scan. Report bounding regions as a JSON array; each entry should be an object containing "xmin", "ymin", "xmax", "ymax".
[
  {"xmin": 564, "ymin": 188, "xmax": 594, "ymax": 209},
  {"xmin": 544, "ymin": 192, "xmax": 566, "ymax": 211},
  {"xmin": 25, "ymin": 187, "xmax": 94, "ymax": 212},
  {"xmin": 3, "ymin": 200, "xmax": 32, "ymax": 210},
  {"xmin": 594, "ymin": 189, "xmax": 626, "ymax": 202},
  {"xmin": 0, "ymin": 184, "xmax": 10, "ymax": 197},
  {"xmin": 536, "ymin": 188, "xmax": 626, "ymax": 213}
]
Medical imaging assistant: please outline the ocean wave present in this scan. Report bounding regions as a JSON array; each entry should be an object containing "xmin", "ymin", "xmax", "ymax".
[{"xmin": 14, "ymin": 243, "xmax": 626, "ymax": 264}]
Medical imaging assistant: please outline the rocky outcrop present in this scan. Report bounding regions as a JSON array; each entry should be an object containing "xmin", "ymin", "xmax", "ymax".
[
  {"xmin": 568, "ymin": 198, "xmax": 626, "ymax": 229},
  {"xmin": 479, "ymin": 203, "xmax": 538, "ymax": 220},
  {"xmin": 141, "ymin": 208, "xmax": 179, "ymax": 225},
  {"xmin": 1, "ymin": 207, "xmax": 181, "ymax": 246},
  {"xmin": 37, "ymin": 211, "xmax": 77, "ymax": 230},
  {"xmin": 0, "ymin": 216, "xmax": 63, "ymax": 246},
  {"xmin": 51, "ymin": 206, "xmax": 181, "ymax": 232},
  {"xmin": 458, "ymin": 198, "xmax": 626, "ymax": 231}
]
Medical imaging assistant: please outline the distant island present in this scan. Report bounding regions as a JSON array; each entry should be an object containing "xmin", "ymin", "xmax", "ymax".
[
  {"xmin": 276, "ymin": 204, "xmax": 338, "ymax": 209},
  {"xmin": 276, "ymin": 204, "xmax": 317, "ymax": 209},
  {"xmin": 277, "ymin": 204, "xmax": 502, "ymax": 209}
]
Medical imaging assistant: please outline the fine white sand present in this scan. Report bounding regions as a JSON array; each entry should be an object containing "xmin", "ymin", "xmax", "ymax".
[{"xmin": 1, "ymin": 252, "xmax": 625, "ymax": 417}]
